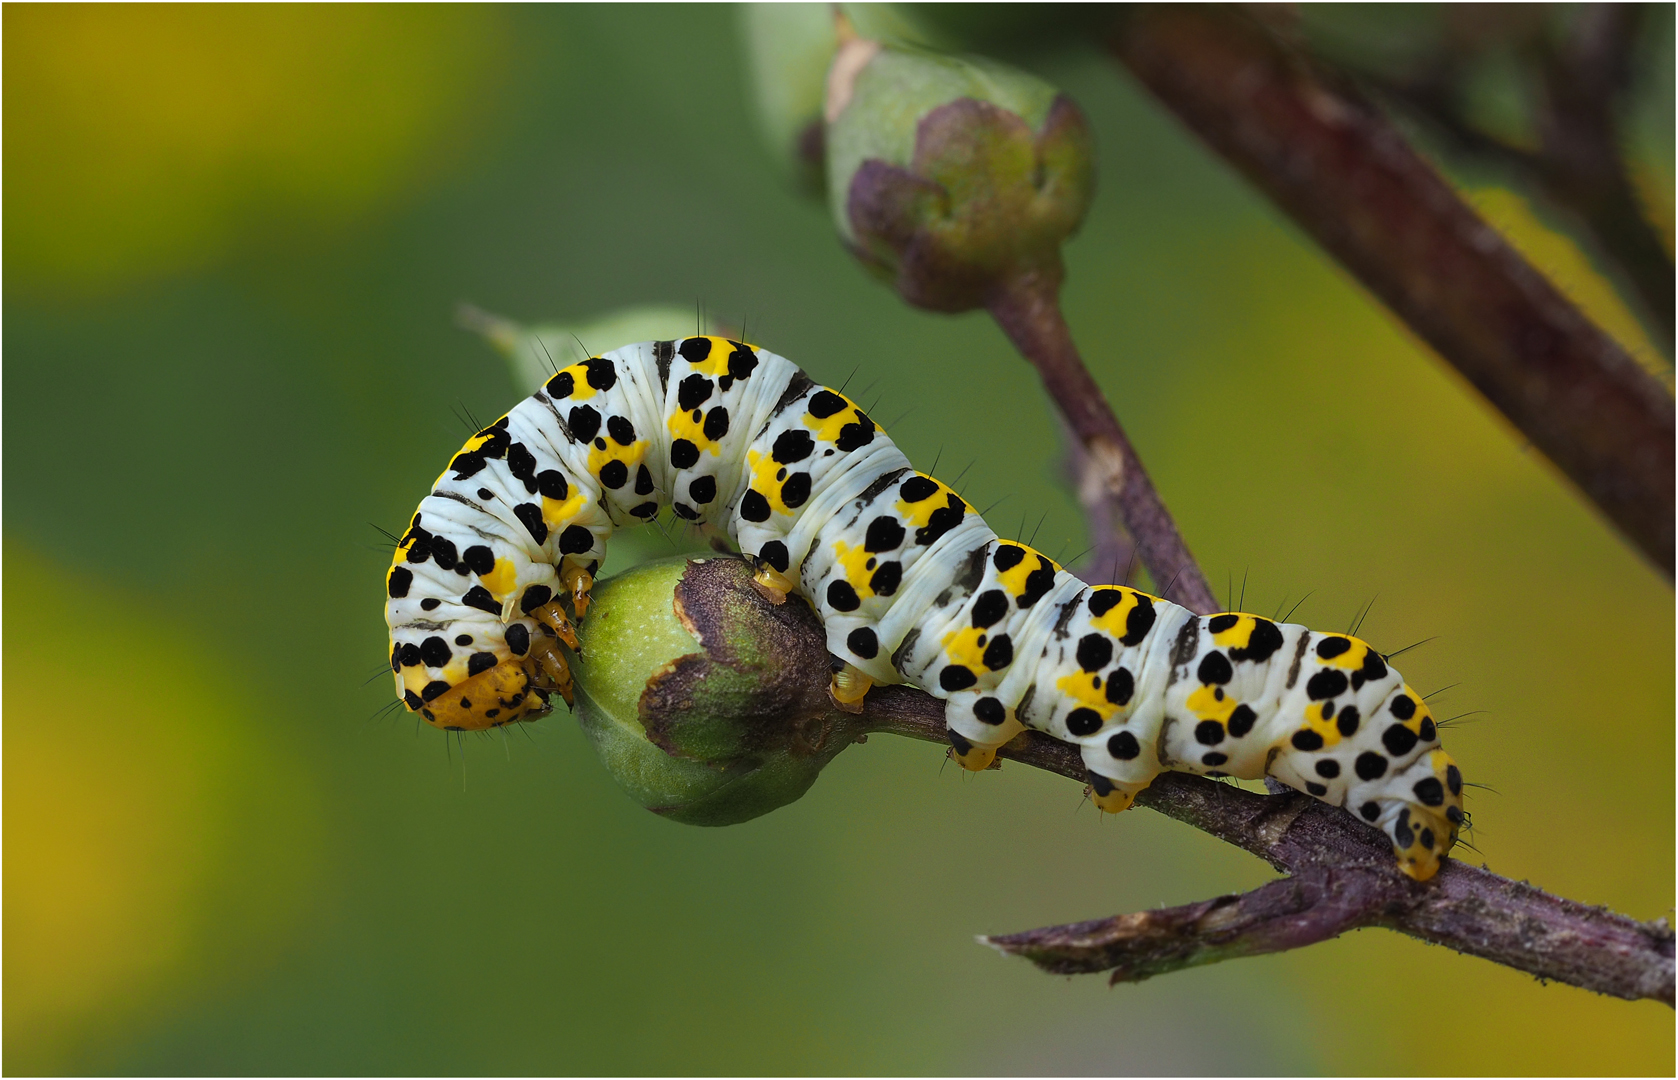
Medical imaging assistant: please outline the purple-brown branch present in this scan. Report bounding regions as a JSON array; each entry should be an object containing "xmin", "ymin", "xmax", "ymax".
[
  {"xmin": 853, "ymin": 679, "xmax": 1675, "ymax": 1004},
  {"xmin": 1060, "ymin": 414, "xmax": 1137, "ymax": 589},
  {"xmin": 1347, "ymin": 5, "xmax": 1673, "ymax": 348},
  {"xmin": 1108, "ymin": 4, "xmax": 1675, "ymax": 578},
  {"xmin": 946, "ymin": 43, "xmax": 1672, "ymax": 1000},
  {"xmin": 1527, "ymin": 4, "xmax": 1673, "ymax": 347},
  {"xmin": 815, "ymin": 8, "xmax": 1672, "ymax": 1005},
  {"xmin": 987, "ymin": 270, "xmax": 1219, "ymax": 615}
]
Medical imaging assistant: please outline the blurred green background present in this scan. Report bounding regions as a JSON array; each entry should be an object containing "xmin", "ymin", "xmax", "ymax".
[{"xmin": 5, "ymin": 5, "xmax": 1672, "ymax": 1075}]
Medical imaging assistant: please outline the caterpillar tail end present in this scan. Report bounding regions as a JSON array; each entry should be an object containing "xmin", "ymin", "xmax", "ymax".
[
  {"xmin": 396, "ymin": 656, "xmax": 555, "ymax": 731},
  {"xmin": 828, "ymin": 663, "xmax": 873, "ymax": 715}
]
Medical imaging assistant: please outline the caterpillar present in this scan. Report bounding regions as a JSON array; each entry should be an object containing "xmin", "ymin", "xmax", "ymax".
[{"xmin": 384, "ymin": 336, "xmax": 1465, "ymax": 880}]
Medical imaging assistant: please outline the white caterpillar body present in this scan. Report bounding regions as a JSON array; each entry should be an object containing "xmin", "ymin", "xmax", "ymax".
[{"xmin": 386, "ymin": 337, "xmax": 1463, "ymax": 880}]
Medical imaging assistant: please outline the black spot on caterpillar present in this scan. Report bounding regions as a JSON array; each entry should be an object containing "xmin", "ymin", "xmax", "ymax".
[{"xmin": 385, "ymin": 338, "xmax": 1465, "ymax": 880}]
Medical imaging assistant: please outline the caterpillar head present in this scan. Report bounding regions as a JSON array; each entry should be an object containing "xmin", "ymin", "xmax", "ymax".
[
  {"xmin": 398, "ymin": 658, "xmax": 550, "ymax": 732},
  {"xmin": 391, "ymin": 619, "xmax": 575, "ymax": 732}
]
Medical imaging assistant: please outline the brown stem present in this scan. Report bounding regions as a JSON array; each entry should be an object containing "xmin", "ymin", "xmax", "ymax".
[
  {"xmin": 1531, "ymin": 4, "xmax": 1673, "ymax": 350},
  {"xmin": 855, "ymin": 680, "xmax": 1675, "ymax": 1004},
  {"xmin": 962, "ymin": 267, "xmax": 1672, "ymax": 999},
  {"xmin": 1355, "ymin": 6, "xmax": 1674, "ymax": 351},
  {"xmin": 1109, "ymin": 4, "xmax": 1675, "ymax": 578},
  {"xmin": 1059, "ymin": 414, "xmax": 1137, "ymax": 588},
  {"xmin": 986, "ymin": 269, "xmax": 1220, "ymax": 614},
  {"xmin": 982, "ymin": 869, "xmax": 1387, "ymax": 983}
]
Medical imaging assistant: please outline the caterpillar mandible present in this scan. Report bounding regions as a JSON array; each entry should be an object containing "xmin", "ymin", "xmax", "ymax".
[{"xmin": 384, "ymin": 337, "xmax": 1465, "ymax": 881}]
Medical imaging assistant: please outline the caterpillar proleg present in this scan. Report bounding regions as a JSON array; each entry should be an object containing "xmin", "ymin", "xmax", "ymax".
[{"xmin": 384, "ymin": 337, "xmax": 1464, "ymax": 880}]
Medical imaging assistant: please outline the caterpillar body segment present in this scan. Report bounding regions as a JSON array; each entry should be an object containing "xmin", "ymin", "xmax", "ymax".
[{"xmin": 385, "ymin": 337, "xmax": 1464, "ymax": 880}]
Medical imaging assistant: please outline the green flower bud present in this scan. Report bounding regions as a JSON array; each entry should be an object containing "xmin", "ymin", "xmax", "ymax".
[
  {"xmin": 571, "ymin": 555, "xmax": 868, "ymax": 826},
  {"xmin": 825, "ymin": 40, "xmax": 1096, "ymax": 311}
]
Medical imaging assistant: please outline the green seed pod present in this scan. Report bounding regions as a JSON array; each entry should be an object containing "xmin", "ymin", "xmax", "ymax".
[
  {"xmin": 824, "ymin": 39, "xmax": 1096, "ymax": 311},
  {"xmin": 571, "ymin": 556, "xmax": 868, "ymax": 826}
]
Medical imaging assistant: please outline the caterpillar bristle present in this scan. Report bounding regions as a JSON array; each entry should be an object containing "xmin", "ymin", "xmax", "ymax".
[
  {"xmin": 1159, "ymin": 564, "xmax": 1186, "ymax": 604},
  {"xmin": 449, "ymin": 401, "xmax": 483, "ymax": 436},
  {"xmin": 1027, "ymin": 510, "xmax": 1048, "ymax": 548},
  {"xmin": 1279, "ymin": 590, "xmax": 1314, "ymax": 624},
  {"xmin": 1347, "ymin": 594, "xmax": 1378, "ymax": 637},
  {"xmin": 1383, "ymin": 636, "xmax": 1438, "ymax": 662},
  {"xmin": 532, "ymin": 334, "xmax": 560, "ymax": 377}
]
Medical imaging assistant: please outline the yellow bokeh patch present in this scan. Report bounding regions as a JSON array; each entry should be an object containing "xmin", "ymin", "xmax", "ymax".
[
  {"xmin": 7, "ymin": 5, "xmax": 507, "ymax": 293},
  {"xmin": 4, "ymin": 539, "xmax": 320, "ymax": 1073}
]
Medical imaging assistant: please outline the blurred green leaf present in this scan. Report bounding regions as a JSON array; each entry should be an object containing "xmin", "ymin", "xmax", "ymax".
[{"xmin": 738, "ymin": 4, "xmax": 838, "ymax": 195}]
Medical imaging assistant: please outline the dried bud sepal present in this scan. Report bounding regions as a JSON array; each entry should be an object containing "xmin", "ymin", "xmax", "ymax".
[{"xmin": 570, "ymin": 556, "xmax": 867, "ymax": 826}]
